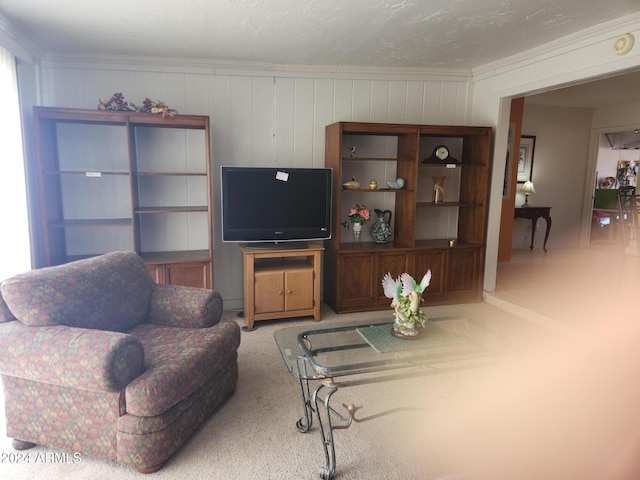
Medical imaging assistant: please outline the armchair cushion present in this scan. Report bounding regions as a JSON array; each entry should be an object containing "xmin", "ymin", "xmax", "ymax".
[
  {"xmin": 1, "ymin": 251, "xmax": 154, "ymax": 332},
  {"xmin": 0, "ymin": 321, "xmax": 144, "ymax": 392},
  {"xmin": 125, "ymin": 319, "xmax": 240, "ymax": 417}
]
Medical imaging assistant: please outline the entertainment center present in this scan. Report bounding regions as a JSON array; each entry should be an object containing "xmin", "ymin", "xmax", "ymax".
[{"xmin": 323, "ymin": 121, "xmax": 492, "ymax": 313}]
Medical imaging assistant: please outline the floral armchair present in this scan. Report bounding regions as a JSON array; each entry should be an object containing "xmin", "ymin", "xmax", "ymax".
[{"xmin": 0, "ymin": 251, "xmax": 240, "ymax": 473}]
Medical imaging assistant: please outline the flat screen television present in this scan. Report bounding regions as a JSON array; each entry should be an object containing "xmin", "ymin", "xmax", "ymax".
[{"xmin": 221, "ymin": 166, "xmax": 332, "ymax": 248}]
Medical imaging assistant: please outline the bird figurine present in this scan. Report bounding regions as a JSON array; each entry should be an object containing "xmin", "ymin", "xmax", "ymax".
[{"xmin": 382, "ymin": 270, "xmax": 431, "ymax": 337}]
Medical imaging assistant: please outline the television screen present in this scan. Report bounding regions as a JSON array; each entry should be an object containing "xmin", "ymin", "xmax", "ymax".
[{"xmin": 221, "ymin": 166, "xmax": 332, "ymax": 247}]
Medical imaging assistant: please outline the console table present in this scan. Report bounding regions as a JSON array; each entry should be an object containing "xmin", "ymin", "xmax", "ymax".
[{"xmin": 514, "ymin": 206, "xmax": 552, "ymax": 251}]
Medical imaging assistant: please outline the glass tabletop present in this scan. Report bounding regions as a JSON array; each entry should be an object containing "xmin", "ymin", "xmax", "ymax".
[{"xmin": 274, "ymin": 314, "xmax": 512, "ymax": 380}]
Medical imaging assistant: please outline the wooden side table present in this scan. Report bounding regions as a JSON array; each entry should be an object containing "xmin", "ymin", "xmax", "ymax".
[{"xmin": 514, "ymin": 207, "xmax": 552, "ymax": 251}]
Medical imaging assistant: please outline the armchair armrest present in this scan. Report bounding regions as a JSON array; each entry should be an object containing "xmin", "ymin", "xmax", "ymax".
[
  {"xmin": 0, "ymin": 290, "xmax": 17, "ymax": 323},
  {"xmin": 147, "ymin": 284, "xmax": 223, "ymax": 328},
  {"xmin": 0, "ymin": 322, "xmax": 144, "ymax": 392}
]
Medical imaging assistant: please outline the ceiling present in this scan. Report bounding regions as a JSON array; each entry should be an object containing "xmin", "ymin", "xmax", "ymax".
[
  {"xmin": 0, "ymin": 0, "xmax": 638, "ymax": 109},
  {"xmin": 0, "ymin": 0, "xmax": 638, "ymax": 71}
]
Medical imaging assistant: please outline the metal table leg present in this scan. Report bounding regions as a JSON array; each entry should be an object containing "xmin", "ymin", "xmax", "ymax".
[
  {"xmin": 295, "ymin": 357, "xmax": 314, "ymax": 433},
  {"xmin": 312, "ymin": 378, "xmax": 353, "ymax": 480}
]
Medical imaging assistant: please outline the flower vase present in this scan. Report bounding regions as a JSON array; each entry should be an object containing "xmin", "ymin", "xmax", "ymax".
[{"xmin": 352, "ymin": 222, "xmax": 363, "ymax": 242}]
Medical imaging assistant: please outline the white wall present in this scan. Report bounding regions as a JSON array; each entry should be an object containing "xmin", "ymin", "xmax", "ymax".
[
  {"xmin": 510, "ymin": 105, "xmax": 593, "ymax": 250},
  {"xmin": 472, "ymin": 13, "xmax": 640, "ymax": 292},
  {"xmin": 37, "ymin": 59, "xmax": 474, "ymax": 308}
]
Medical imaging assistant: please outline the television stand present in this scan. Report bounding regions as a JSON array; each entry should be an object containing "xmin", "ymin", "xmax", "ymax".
[
  {"xmin": 245, "ymin": 241, "xmax": 308, "ymax": 250},
  {"xmin": 240, "ymin": 243, "xmax": 324, "ymax": 330}
]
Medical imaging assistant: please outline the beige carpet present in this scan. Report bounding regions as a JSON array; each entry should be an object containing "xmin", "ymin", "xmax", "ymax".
[{"xmin": 0, "ymin": 302, "xmax": 551, "ymax": 480}]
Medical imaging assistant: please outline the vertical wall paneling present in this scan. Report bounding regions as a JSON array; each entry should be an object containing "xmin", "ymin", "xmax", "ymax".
[
  {"xmin": 352, "ymin": 80, "xmax": 372, "ymax": 122},
  {"xmin": 312, "ymin": 78, "xmax": 334, "ymax": 165},
  {"xmin": 274, "ymin": 77, "xmax": 295, "ymax": 165},
  {"xmin": 39, "ymin": 62, "xmax": 475, "ymax": 308},
  {"xmin": 82, "ymin": 70, "xmax": 118, "ymax": 107},
  {"xmin": 293, "ymin": 78, "xmax": 315, "ymax": 166},
  {"xmin": 406, "ymin": 81, "xmax": 426, "ymax": 124},
  {"xmin": 159, "ymin": 73, "xmax": 186, "ymax": 112},
  {"xmin": 333, "ymin": 79, "xmax": 353, "ymax": 123},
  {"xmin": 252, "ymin": 76, "xmax": 275, "ymax": 166},
  {"xmin": 43, "ymin": 68, "xmax": 83, "ymax": 107},
  {"xmin": 185, "ymin": 74, "xmax": 210, "ymax": 115},
  {"xmin": 423, "ymin": 81, "xmax": 442, "ymax": 124},
  {"xmin": 388, "ymin": 81, "xmax": 408, "ymax": 123},
  {"xmin": 370, "ymin": 80, "xmax": 390, "ymax": 122},
  {"xmin": 134, "ymin": 71, "xmax": 162, "ymax": 105},
  {"xmin": 230, "ymin": 76, "xmax": 254, "ymax": 164},
  {"xmin": 439, "ymin": 83, "xmax": 460, "ymax": 124}
]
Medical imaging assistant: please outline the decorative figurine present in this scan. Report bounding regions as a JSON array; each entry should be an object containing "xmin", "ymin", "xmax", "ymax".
[{"xmin": 382, "ymin": 270, "xmax": 431, "ymax": 338}]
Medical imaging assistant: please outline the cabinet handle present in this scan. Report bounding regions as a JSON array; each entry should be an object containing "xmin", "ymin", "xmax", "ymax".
[
  {"xmin": 278, "ymin": 290, "xmax": 284, "ymax": 295},
  {"xmin": 287, "ymin": 289, "xmax": 292, "ymax": 294}
]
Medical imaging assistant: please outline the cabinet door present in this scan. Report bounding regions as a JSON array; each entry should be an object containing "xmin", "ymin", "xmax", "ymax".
[
  {"xmin": 254, "ymin": 270, "xmax": 285, "ymax": 314},
  {"xmin": 338, "ymin": 253, "xmax": 375, "ymax": 307},
  {"xmin": 446, "ymin": 249, "xmax": 480, "ymax": 298},
  {"xmin": 375, "ymin": 251, "xmax": 411, "ymax": 304},
  {"xmin": 414, "ymin": 250, "xmax": 445, "ymax": 300},
  {"xmin": 147, "ymin": 264, "xmax": 164, "ymax": 284},
  {"xmin": 164, "ymin": 262, "xmax": 211, "ymax": 289},
  {"xmin": 285, "ymin": 268, "xmax": 314, "ymax": 311}
]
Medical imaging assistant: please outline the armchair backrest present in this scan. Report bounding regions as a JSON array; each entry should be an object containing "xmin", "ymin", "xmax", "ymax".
[{"xmin": 0, "ymin": 251, "xmax": 155, "ymax": 332}]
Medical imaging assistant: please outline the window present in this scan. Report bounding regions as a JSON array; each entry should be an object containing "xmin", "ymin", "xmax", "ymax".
[{"xmin": 0, "ymin": 46, "xmax": 30, "ymax": 281}]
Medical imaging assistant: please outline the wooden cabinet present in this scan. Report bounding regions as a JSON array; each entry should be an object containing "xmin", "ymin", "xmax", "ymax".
[
  {"xmin": 240, "ymin": 244, "xmax": 323, "ymax": 330},
  {"xmin": 324, "ymin": 122, "xmax": 491, "ymax": 313},
  {"xmin": 255, "ymin": 266, "xmax": 314, "ymax": 314},
  {"xmin": 32, "ymin": 107, "xmax": 213, "ymax": 289}
]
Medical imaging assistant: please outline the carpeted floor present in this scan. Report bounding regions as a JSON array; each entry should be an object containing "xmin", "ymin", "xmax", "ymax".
[{"xmin": 0, "ymin": 301, "xmax": 549, "ymax": 480}]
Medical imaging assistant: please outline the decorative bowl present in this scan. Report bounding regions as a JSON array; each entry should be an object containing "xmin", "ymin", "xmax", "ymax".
[
  {"xmin": 386, "ymin": 178, "xmax": 405, "ymax": 190},
  {"xmin": 342, "ymin": 180, "xmax": 361, "ymax": 190}
]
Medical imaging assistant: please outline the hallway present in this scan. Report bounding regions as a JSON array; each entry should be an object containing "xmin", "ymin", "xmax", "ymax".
[{"xmin": 489, "ymin": 246, "xmax": 640, "ymax": 329}]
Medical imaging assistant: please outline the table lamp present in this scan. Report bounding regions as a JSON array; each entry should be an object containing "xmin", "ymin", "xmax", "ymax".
[{"xmin": 520, "ymin": 180, "xmax": 536, "ymax": 207}]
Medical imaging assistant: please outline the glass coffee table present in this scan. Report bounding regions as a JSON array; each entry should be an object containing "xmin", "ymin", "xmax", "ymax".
[{"xmin": 274, "ymin": 313, "xmax": 517, "ymax": 480}]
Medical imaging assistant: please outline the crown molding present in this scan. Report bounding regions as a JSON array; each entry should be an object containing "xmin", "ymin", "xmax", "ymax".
[
  {"xmin": 472, "ymin": 12, "xmax": 640, "ymax": 81},
  {"xmin": 0, "ymin": 12, "xmax": 43, "ymax": 63},
  {"xmin": 41, "ymin": 53, "xmax": 472, "ymax": 81}
]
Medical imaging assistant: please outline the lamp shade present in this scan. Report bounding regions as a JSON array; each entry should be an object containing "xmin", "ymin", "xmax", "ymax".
[{"xmin": 521, "ymin": 180, "xmax": 536, "ymax": 193}]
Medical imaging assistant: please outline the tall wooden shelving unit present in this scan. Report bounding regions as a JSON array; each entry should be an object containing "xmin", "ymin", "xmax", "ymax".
[
  {"xmin": 32, "ymin": 106, "xmax": 214, "ymax": 289},
  {"xmin": 324, "ymin": 121, "xmax": 492, "ymax": 313}
]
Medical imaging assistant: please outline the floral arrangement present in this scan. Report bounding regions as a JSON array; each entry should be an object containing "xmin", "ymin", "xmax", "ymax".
[
  {"xmin": 98, "ymin": 93, "xmax": 178, "ymax": 118},
  {"xmin": 341, "ymin": 203, "xmax": 370, "ymax": 228},
  {"xmin": 98, "ymin": 92, "xmax": 135, "ymax": 112},
  {"xmin": 138, "ymin": 97, "xmax": 178, "ymax": 118},
  {"xmin": 382, "ymin": 270, "xmax": 431, "ymax": 337}
]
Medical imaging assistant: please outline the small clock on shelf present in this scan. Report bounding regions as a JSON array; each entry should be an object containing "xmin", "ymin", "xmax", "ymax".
[{"xmin": 422, "ymin": 144, "xmax": 459, "ymax": 164}]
